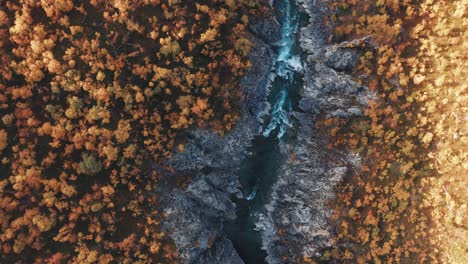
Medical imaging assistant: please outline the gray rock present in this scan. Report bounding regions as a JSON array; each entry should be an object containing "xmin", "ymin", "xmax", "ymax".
[
  {"xmin": 192, "ymin": 237, "xmax": 245, "ymax": 264},
  {"xmin": 187, "ymin": 177, "xmax": 236, "ymax": 217},
  {"xmin": 348, "ymin": 107, "xmax": 363, "ymax": 116},
  {"xmin": 298, "ymin": 0, "xmax": 329, "ymax": 53},
  {"xmin": 324, "ymin": 36, "xmax": 372, "ymax": 72},
  {"xmin": 324, "ymin": 47, "xmax": 360, "ymax": 72},
  {"xmin": 249, "ymin": 16, "xmax": 282, "ymax": 46},
  {"xmin": 161, "ymin": 190, "xmax": 222, "ymax": 261},
  {"xmin": 327, "ymin": 109, "xmax": 349, "ymax": 119}
]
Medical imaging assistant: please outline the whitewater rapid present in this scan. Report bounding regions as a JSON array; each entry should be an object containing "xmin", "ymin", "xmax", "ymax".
[
  {"xmin": 224, "ymin": 1, "xmax": 305, "ymax": 263},
  {"xmin": 262, "ymin": 0, "xmax": 303, "ymax": 139}
]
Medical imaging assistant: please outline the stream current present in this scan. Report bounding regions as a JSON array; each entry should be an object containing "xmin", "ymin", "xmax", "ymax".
[{"xmin": 224, "ymin": 0, "xmax": 305, "ymax": 263}]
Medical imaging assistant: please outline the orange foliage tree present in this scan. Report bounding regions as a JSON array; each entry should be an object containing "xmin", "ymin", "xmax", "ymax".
[
  {"xmin": 311, "ymin": 0, "xmax": 466, "ymax": 263},
  {"xmin": 0, "ymin": 0, "xmax": 268, "ymax": 262}
]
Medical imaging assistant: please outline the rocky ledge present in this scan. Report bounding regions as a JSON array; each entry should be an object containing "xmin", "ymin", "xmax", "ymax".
[
  {"xmin": 256, "ymin": 0, "xmax": 375, "ymax": 263},
  {"xmin": 157, "ymin": 17, "xmax": 281, "ymax": 264}
]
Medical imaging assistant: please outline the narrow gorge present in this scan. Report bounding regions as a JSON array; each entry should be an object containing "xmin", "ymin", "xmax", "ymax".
[
  {"xmin": 160, "ymin": 0, "xmax": 372, "ymax": 263},
  {"xmin": 224, "ymin": 0, "xmax": 304, "ymax": 262}
]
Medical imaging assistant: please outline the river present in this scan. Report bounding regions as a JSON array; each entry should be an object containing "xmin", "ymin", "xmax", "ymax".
[{"xmin": 224, "ymin": 0, "xmax": 305, "ymax": 263}]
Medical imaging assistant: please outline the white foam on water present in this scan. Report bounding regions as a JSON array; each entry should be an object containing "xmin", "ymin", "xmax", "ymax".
[
  {"xmin": 246, "ymin": 188, "xmax": 258, "ymax": 201},
  {"xmin": 262, "ymin": 0, "xmax": 301, "ymax": 140}
]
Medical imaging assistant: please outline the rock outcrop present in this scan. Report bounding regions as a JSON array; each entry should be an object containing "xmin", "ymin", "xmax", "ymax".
[
  {"xmin": 249, "ymin": 15, "xmax": 283, "ymax": 46},
  {"xmin": 158, "ymin": 20, "xmax": 281, "ymax": 264},
  {"xmin": 256, "ymin": 1, "xmax": 375, "ymax": 263}
]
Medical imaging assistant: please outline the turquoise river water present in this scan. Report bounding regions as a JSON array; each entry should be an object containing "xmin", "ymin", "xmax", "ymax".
[{"xmin": 224, "ymin": 0, "xmax": 306, "ymax": 263}]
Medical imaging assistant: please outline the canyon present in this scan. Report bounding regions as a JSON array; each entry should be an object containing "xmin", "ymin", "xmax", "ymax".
[{"xmin": 160, "ymin": 0, "xmax": 373, "ymax": 263}]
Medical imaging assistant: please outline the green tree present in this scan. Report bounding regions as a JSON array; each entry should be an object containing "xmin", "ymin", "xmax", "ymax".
[{"xmin": 79, "ymin": 153, "xmax": 102, "ymax": 175}]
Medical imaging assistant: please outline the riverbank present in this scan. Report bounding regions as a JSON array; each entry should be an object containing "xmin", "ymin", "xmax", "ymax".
[
  {"xmin": 158, "ymin": 13, "xmax": 281, "ymax": 263},
  {"xmin": 224, "ymin": 0, "xmax": 305, "ymax": 262},
  {"xmin": 310, "ymin": 0, "xmax": 467, "ymax": 262},
  {"xmin": 256, "ymin": 0, "xmax": 375, "ymax": 262}
]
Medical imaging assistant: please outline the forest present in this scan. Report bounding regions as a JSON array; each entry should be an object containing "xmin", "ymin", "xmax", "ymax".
[
  {"xmin": 0, "ymin": 0, "xmax": 267, "ymax": 262},
  {"xmin": 0, "ymin": 0, "xmax": 466, "ymax": 263},
  {"xmin": 312, "ymin": 0, "xmax": 467, "ymax": 263}
]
